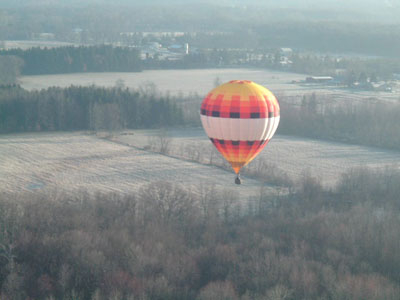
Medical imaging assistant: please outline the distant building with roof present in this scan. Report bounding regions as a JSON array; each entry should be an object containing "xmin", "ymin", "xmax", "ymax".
[
  {"xmin": 280, "ymin": 48, "xmax": 293, "ymax": 57},
  {"xmin": 306, "ymin": 76, "xmax": 333, "ymax": 83},
  {"xmin": 38, "ymin": 33, "xmax": 55, "ymax": 40}
]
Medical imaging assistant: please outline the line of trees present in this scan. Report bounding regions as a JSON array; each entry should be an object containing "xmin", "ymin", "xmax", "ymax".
[
  {"xmin": 0, "ymin": 45, "xmax": 250, "ymax": 75},
  {"xmin": 2, "ymin": 43, "xmax": 399, "ymax": 80},
  {"xmin": 3, "ymin": 85, "xmax": 400, "ymax": 151},
  {"xmin": 0, "ymin": 56, "xmax": 23, "ymax": 85},
  {"xmin": 0, "ymin": 45, "xmax": 142, "ymax": 75},
  {"xmin": 1, "ymin": 167, "xmax": 400, "ymax": 299},
  {"xmin": 0, "ymin": 45, "xmax": 251, "ymax": 75},
  {"xmin": 184, "ymin": 93, "xmax": 400, "ymax": 151},
  {"xmin": 278, "ymin": 54, "xmax": 400, "ymax": 81},
  {"xmin": 277, "ymin": 94, "xmax": 400, "ymax": 150},
  {"xmin": 0, "ymin": 85, "xmax": 183, "ymax": 133}
]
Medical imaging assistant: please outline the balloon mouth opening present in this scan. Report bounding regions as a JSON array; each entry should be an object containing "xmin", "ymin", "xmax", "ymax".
[{"xmin": 232, "ymin": 166, "xmax": 242, "ymax": 174}]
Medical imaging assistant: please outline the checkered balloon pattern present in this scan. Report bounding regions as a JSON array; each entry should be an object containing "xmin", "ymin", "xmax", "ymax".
[{"xmin": 200, "ymin": 80, "xmax": 280, "ymax": 174}]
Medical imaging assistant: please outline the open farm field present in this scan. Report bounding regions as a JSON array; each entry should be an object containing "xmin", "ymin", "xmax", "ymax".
[
  {"xmin": 2, "ymin": 129, "xmax": 399, "ymax": 202},
  {"xmin": 3, "ymin": 40, "xmax": 76, "ymax": 50},
  {"xmin": 113, "ymin": 127, "xmax": 400, "ymax": 187},
  {"xmin": 19, "ymin": 69, "xmax": 305, "ymax": 95},
  {"xmin": 20, "ymin": 68, "xmax": 400, "ymax": 104},
  {"xmin": 0, "ymin": 132, "xmax": 275, "ymax": 203}
]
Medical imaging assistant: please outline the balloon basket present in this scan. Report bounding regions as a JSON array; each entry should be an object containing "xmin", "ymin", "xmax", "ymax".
[{"xmin": 235, "ymin": 174, "xmax": 241, "ymax": 185}]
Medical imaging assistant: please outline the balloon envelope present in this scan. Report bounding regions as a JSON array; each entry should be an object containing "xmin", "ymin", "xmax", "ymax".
[{"xmin": 200, "ymin": 80, "xmax": 280, "ymax": 174}]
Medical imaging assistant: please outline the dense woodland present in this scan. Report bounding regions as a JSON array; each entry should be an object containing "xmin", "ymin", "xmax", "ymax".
[
  {"xmin": 1, "ymin": 167, "xmax": 400, "ymax": 299},
  {"xmin": 2, "ymin": 85, "xmax": 400, "ymax": 151},
  {"xmin": 1, "ymin": 45, "xmax": 142, "ymax": 75},
  {"xmin": 278, "ymin": 94, "xmax": 400, "ymax": 150},
  {"xmin": 0, "ymin": 86, "xmax": 183, "ymax": 132},
  {"xmin": 1, "ymin": 44, "xmax": 400, "ymax": 81},
  {"xmin": 280, "ymin": 55, "xmax": 400, "ymax": 81},
  {"xmin": 0, "ymin": 55, "xmax": 22, "ymax": 85}
]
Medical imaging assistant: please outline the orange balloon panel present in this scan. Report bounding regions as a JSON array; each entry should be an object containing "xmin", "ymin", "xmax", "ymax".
[{"xmin": 200, "ymin": 80, "xmax": 280, "ymax": 174}]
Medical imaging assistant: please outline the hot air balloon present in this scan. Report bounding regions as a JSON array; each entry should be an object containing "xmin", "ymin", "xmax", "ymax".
[{"xmin": 200, "ymin": 80, "xmax": 280, "ymax": 184}]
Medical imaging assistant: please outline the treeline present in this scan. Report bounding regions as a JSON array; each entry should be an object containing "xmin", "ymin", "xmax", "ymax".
[
  {"xmin": 0, "ymin": 56, "xmax": 22, "ymax": 85},
  {"xmin": 280, "ymin": 54, "xmax": 400, "ymax": 81},
  {"xmin": 4, "ymin": 85, "xmax": 400, "ymax": 151},
  {"xmin": 0, "ymin": 44, "xmax": 249, "ymax": 75},
  {"xmin": 276, "ymin": 94, "xmax": 400, "ymax": 151},
  {"xmin": 0, "ymin": 45, "xmax": 142, "ymax": 75},
  {"xmin": 186, "ymin": 93, "xmax": 400, "ymax": 151},
  {"xmin": 3, "ymin": 43, "xmax": 399, "ymax": 82},
  {"xmin": 143, "ymin": 50, "xmax": 245, "ymax": 70},
  {"xmin": 2, "ymin": 167, "xmax": 400, "ymax": 299},
  {"xmin": 0, "ymin": 45, "xmax": 242, "ymax": 75},
  {"xmin": 0, "ymin": 85, "xmax": 183, "ymax": 133}
]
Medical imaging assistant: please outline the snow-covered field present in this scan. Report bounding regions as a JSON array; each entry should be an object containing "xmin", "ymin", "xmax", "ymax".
[
  {"xmin": 20, "ymin": 69, "xmax": 400, "ymax": 104},
  {"xmin": 114, "ymin": 128, "xmax": 400, "ymax": 187},
  {"xmin": 2, "ymin": 129, "xmax": 399, "ymax": 203},
  {"xmin": 0, "ymin": 132, "xmax": 276, "ymax": 203},
  {"xmin": 4, "ymin": 40, "xmax": 75, "ymax": 50},
  {"xmin": 19, "ymin": 69, "xmax": 304, "ymax": 94}
]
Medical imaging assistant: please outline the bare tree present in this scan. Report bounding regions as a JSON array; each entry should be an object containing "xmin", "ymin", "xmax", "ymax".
[
  {"xmin": 115, "ymin": 78, "xmax": 126, "ymax": 89},
  {"xmin": 265, "ymin": 285, "xmax": 293, "ymax": 300},
  {"xmin": 197, "ymin": 281, "xmax": 239, "ymax": 300},
  {"xmin": 148, "ymin": 129, "xmax": 172, "ymax": 154},
  {"xmin": 213, "ymin": 76, "xmax": 222, "ymax": 88}
]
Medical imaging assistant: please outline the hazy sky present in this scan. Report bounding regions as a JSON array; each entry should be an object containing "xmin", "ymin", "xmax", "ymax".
[
  {"xmin": 1, "ymin": 0, "xmax": 399, "ymax": 26},
  {"xmin": 1, "ymin": 0, "xmax": 398, "ymax": 8}
]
